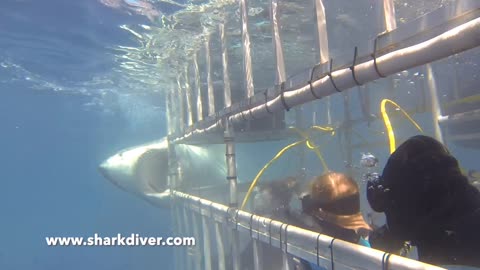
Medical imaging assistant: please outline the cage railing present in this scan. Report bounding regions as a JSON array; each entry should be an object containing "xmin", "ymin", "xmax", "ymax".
[
  {"xmin": 169, "ymin": 0, "xmax": 480, "ymax": 144},
  {"xmin": 171, "ymin": 190, "xmax": 447, "ymax": 270}
]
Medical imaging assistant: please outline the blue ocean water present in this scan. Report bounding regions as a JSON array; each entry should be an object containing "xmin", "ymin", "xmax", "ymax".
[
  {"xmin": 2, "ymin": 0, "xmax": 480, "ymax": 269},
  {"xmin": 0, "ymin": 0, "xmax": 175, "ymax": 269}
]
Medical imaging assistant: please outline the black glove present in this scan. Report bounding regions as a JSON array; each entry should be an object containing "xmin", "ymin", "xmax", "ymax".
[{"xmin": 369, "ymin": 225, "xmax": 408, "ymax": 254}]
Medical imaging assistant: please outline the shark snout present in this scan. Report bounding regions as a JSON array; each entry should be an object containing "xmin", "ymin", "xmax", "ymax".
[{"xmin": 98, "ymin": 161, "xmax": 108, "ymax": 176}]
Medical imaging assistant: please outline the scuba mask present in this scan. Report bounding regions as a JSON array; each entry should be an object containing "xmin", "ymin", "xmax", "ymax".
[
  {"xmin": 300, "ymin": 193, "xmax": 317, "ymax": 214},
  {"xmin": 300, "ymin": 192, "xmax": 361, "ymax": 216}
]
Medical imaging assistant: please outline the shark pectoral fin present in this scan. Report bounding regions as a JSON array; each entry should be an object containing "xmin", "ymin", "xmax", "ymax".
[{"xmin": 144, "ymin": 191, "xmax": 172, "ymax": 208}]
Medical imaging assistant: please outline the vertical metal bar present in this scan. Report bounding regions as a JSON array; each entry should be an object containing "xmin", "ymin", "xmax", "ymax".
[
  {"xmin": 174, "ymin": 203, "xmax": 185, "ymax": 270},
  {"xmin": 168, "ymin": 144, "xmax": 189, "ymax": 270},
  {"xmin": 166, "ymin": 143, "xmax": 176, "ymax": 186},
  {"xmin": 183, "ymin": 205, "xmax": 194, "ymax": 270},
  {"xmin": 343, "ymin": 92, "xmax": 353, "ymax": 176},
  {"xmin": 313, "ymin": 0, "xmax": 329, "ymax": 64},
  {"xmin": 383, "ymin": 0, "xmax": 397, "ymax": 32},
  {"xmin": 270, "ymin": 0, "xmax": 287, "ymax": 144},
  {"xmin": 220, "ymin": 23, "xmax": 232, "ymax": 108},
  {"xmin": 224, "ymin": 120, "xmax": 240, "ymax": 270},
  {"xmin": 358, "ymin": 85, "xmax": 372, "ymax": 126},
  {"xmin": 270, "ymin": 0, "xmax": 286, "ymax": 84},
  {"xmin": 194, "ymin": 52, "xmax": 203, "ymax": 122},
  {"xmin": 282, "ymin": 251, "xmax": 290, "ymax": 270},
  {"xmin": 191, "ymin": 208, "xmax": 203, "ymax": 270},
  {"xmin": 171, "ymin": 203, "xmax": 178, "ymax": 270},
  {"xmin": 383, "ymin": 0, "xmax": 399, "ymax": 103},
  {"xmin": 205, "ymin": 33, "xmax": 215, "ymax": 116},
  {"xmin": 295, "ymin": 105, "xmax": 306, "ymax": 174},
  {"xmin": 185, "ymin": 66, "xmax": 194, "ymax": 127},
  {"xmin": 425, "ymin": 64, "xmax": 444, "ymax": 143},
  {"xmin": 239, "ymin": 0, "xmax": 254, "ymax": 98},
  {"xmin": 453, "ymin": 56, "xmax": 460, "ymax": 100},
  {"xmin": 313, "ymin": 0, "xmax": 331, "ymax": 125},
  {"xmin": 177, "ymin": 77, "xmax": 186, "ymax": 134},
  {"xmin": 252, "ymin": 239, "xmax": 263, "ymax": 270},
  {"xmin": 171, "ymin": 88, "xmax": 180, "ymax": 136},
  {"xmin": 377, "ymin": 0, "xmax": 397, "ymax": 100},
  {"xmin": 225, "ymin": 120, "xmax": 238, "ymax": 208},
  {"xmin": 215, "ymin": 222, "xmax": 226, "ymax": 270},
  {"xmin": 201, "ymin": 214, "xmax": 212, "ymax": 270},
  {"xmin": 167, "ymin": 141, "xmax": 179, "ymax": 270},
  {"xmin": 326, "ymin": 98, "xmax": 332, "ymax": 125},
  {"xmin": 166, "ymin": 90, "xmax": 174, "ymax": 136}
]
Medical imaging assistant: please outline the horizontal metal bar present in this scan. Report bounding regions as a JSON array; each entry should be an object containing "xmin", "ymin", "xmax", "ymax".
[
  {"xmin": 438, "ymin": 108, "xmax": 480, "ymax": 125},
  {"xmin": 448, "ymin": 132, "xmax": 480, "ymax": 141},
  {"xmin": 172, "ymin": 190, "xmax": 446, "ymax": 270},
  {"xmin": 172, "ymin": 5, "xmax": 480, "ymax": 144}
]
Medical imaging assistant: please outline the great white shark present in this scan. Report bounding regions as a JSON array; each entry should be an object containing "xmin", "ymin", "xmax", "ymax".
[
  {"xmin": 98, "ymin": 137, "xmax": 237, "ymax": 208},
  {"xmin": 98, "ymin": 137, "xmax": 328, "ymax": 269},
  {"xmin": 98, "ymin": 136, "xmax": 261, "ymax": 269}
]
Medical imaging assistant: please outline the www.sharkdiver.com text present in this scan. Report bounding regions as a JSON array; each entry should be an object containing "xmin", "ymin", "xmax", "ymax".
[{"xmin": 45, "ymin": 234, "xmax": 196, "ymax": 247}]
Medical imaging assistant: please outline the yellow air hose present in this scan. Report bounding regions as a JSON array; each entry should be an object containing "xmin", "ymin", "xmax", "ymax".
[
  {"xmin": 240, "ymin": 125, "xmax": 335, "ymax": 210},
  {"xmin": 380, "ymin": 99, "xmax": 424, "ymax": 153},
  {"xmin": 380, "ymin": 99, "xmax": 475, "ymax": 182},
  {"xmin": 290, "ymin": 127, "xmax": 330, "ymax": 172},
  {"xmin": 240, "ymin": 140, "xmax": 305, "ymax": 210},
  {"xmin": 310, "ymin": 125, "xmax": 335, "ymax": 136},
  {"xmin": 379, "ymin": 100, "xmax": 476, "ymax": 185},
  {"xmin": 239, "ymin": 97, "xmax": 475, "ymax": 214}
]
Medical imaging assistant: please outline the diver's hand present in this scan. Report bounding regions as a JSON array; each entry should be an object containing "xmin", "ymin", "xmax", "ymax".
[{"xmin": 369, "ymin": 225, "xmax": 407, "ymax": 254}]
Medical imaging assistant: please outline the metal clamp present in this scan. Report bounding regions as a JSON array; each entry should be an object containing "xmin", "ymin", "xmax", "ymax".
[
  {"xmin": 248, "ymin": 109, "xmax": 255, "ymax": 120},
  {"xmin": 329, "ymin": 238, "xmax": 336, "ymax": 270},
  {"xmin": 350, "ymin": 46, "xmax": 362, "ymax": 86},
  {"xmin": 372, "ymin": 37, "xmax": 387, "ymax": 78},
  {"xmin": 279, "ymin": 82, "xmax": 290, "ymax": 111},
  {"xmin": 197, "ymin": 199, "xmax": 202, "ymax": 216},
  {"xmin": 235, "ymin": 209, "xmax": 240, "ymax": 231},
  {"xmin": 226, "ymin": 206, "xmax": 235, "ymax": 225},
  {"xmin": 247, "ymin": 96, "xmax": 255, "ymax": 120},
  {"xmin": 241, "ymin": 110, "xmax": 248, "ymax": 121},
  {"xmin": 309, "ymin": 66, "xmax": 321, "ymax": 99},
  {"xmin": 283, "ymin": 224, "xmax": 290, "ymax": 252},
  {"xmin": 225, "ymin": 152, "xmax": 235, "ymax": 157},
  {"xmin": 249, "ymin": 214, "xmax": 255, "ymax": 237},
  {"xmin": 264, "ymin": 89, "xmax": 273, "ymax": 113},
  {"xmin": 328, "ymin": 59, "xmax": 341, "ymax": 92},
  {"xmin": 224, "ymin": 128, "xmax": 234, "ymax": 143},
  {"xmin": 208, "ymin": 202, "xmax": 213, "ymax": 219},
  {"xmin": 268, "ymin": 219, "xmax": 274, "ymax": 246},
  {"xmin": 257, "ymin": 216, "xmax": 261, "ymax": 240},
  {"xmin": 279, "ymin": 223, "xmax": 285, "ymax": 249},
  {"xmin": 217, "ymin": 118, "xmax": 224, "ymax": 130},
  {"xmin": 382, "ymin": 253, "xmax": 392, "ymax": 270}
]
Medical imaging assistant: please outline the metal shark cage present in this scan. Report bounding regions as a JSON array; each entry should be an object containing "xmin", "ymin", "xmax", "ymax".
[{"xmin": 166, "ymin": 0, "xmax": 480, "ymax": 269}]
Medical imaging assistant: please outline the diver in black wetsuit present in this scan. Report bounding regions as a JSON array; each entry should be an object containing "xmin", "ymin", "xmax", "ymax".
[{"xmin": 367, "ymin": 135, "xmax": 480, "ymax": 268}]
